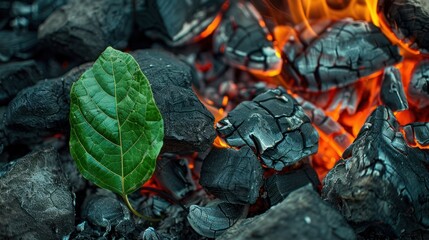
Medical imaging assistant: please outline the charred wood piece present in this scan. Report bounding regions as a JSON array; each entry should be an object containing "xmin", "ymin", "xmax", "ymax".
[
  {"xmin": 0, "ymin": 60, "xmax": 43, "ymax": 104},
  {"xmin": 282, "ymin": 19, "xmax": 402, "ymax": 92},
  {"xmin": 136, "ymin": 0, "xmax": 224, "ymax": 46},
  {"xmin": 218, "ymin": 185, "xmax": 356, "ymax": 240},
  {"xmin": 380, "ymin": 66, "xmax": 408, "ymax": 112},
  {"xmin": 380, "ymin": 0, "xmax": 429, "ymax": 53},
  {"xmin": 0, "ymin": 31, "xmax": 37, "ymax": 62},
  {"xmin": 0, "ymin": 148, "xmax": 74, "ymax": 240},
  {"xmin": 213, "ymin": 0, "xmax": 282, "ymax": 76},
  {"xmin": 38, "ymin": 0, "xmax": 132, "ymax": 62},
  {"xmin": 187, "ymin": 201, "xmax": 248, "ymax": 238},
  {"xmin": 265, "ymin": 162, "xmax": 320, "ymax": 206},
  {"xmin": 142, "ymin": 227, "xmax": 162, "ymax": 240},
  {"xmin": 132, "ymin": 49, "xmax": 216, "ymax": 153},
  {"xmin": 408, "ymin": 60, "xmax": 429, "ymax": 109},
  {"xmin": 155, "ymin": 154, "xmax": 196, "ymax": 200},
  {"xmin": 216, "ymin": 88, "xmax": 319, "ymax": 170},
  {"xmin": 322, "ymin": 106, "xmax": 429, "ymax": 237},
  {"xmin": 200, "ymin": 146, "xmax": 263, "ymax": 204},
  {"xmin": 403, "ymin": 122, "xmax": 429, "ymax": 148}
]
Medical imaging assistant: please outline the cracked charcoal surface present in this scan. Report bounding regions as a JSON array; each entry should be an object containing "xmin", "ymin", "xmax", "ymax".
[
  {"xmin": 200, "ymin": 146, "xmax": 263, "ymax": 204},
  {"xmin": 38, "ymin": 0, "xmax": 132, "ymax": 62},
  {"xmin": 403, "ymin": 122, "xmax": 429, "ymax": 148},
  {"xmin": 155, "ymin": 154, "xmax": 196, "ymax": 200},
  {"xmin": 217, "ymin": 88, "xmax": 319, "ymax": 170},
  {"xmin": 408, "ymin": 60, "xmax": 429, "ymax": 109},
  {"xmin": 187, "ymin": 201, "xmax": 248, "ymax": 238},
  {"xmin": 380, "ymin": 0, "xmax": 429, "ymax": 53},
  {"xmin": 0, "ymin": 148, "xmax": 74, "ymax": 240},
  {"xmin": 282, "ymin": 19, "xmax": 402, "ymax": 92},
  {"xmin": 322, "ymin": 106, "xmax": 429, "ymax": 237},
  {"xmin": 0, "ymin": 63, "xmax": 91, "ymax": 151},
  {"xmin": 136, "ymin": 0, "xmax": 224, "ymax": 46},
  {"xmin": 0, "ymin": 60, "xmax": 43, "ymax": 104},
  {"xmin": 265, "ymin": 161, "xmax": 320, "ymax": 206},
  {"xmin": 218, "ymin": 185, "xmax": 356, "ymax": 240},
  {"xmin": 132, "ymin": 49, "xmax": 216, "ymax": 153},
  {"xmin": 0, "ymin": 31, "xmax": 38, "ymax": 62},
  {"xmin": 380, "ymin": 66, "xmax": 408, "ymax": 112},
  {"xmin": 213, "ymin": 0, "xmax": 282, "ymax": 76}
]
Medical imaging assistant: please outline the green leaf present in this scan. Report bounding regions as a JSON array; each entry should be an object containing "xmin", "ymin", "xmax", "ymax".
[{"xmin": 69, "ymin": 47, "xmax": 164, "ymax": 198}]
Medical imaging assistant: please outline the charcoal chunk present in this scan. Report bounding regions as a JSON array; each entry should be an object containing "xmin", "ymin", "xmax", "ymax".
[
  {"xmin": 322, "ymin": 106, "xmax": 429, "ymax": 236},
  {"xmin": 265, "ymin": 162, "xmax": 320, "ymax": 206},
  {"xmin": 403, "ymin": 122, "xmax": 429, "ymax": 148},
  {"xmin": 213, "ymin": 0, "xmax": 282, "ymax": 76},
  {"xmin": 0, "ymin": 60, "xmax": 43, "ymax": 104},
  {"xmin": 136, "ymin": 0, "xmax": 224, "ymax": 46},
  {"xmin": 0, "ymin": 31, "xmax": 37, "ymax": 62},
  {"xmin": 218, "ymin": 185, "xmax": 356, "ymax": 240},
  {"xmin": 380, "ymin": 66, "xmax": 408, "ymax": 111},
  {"xmin": 282, "ymin": 19, "xmax": 402, "ymax": 92},
  {"xmin": 380, "ymin": 0, "xmax": 429, "ymax": 53},
  {"xmin": 0, "ymin": 63, "xmax": 91, "ymax": 149},
  {"xmin": 132, "ymin": 49, "xmax": 216, "ymax": 153},
  {"xmin": 200, "ymin": 146, "xmax": 263, "ymax": 204},
  {"xmin": 408, "ymin": 60, "xmax": 429, "ymax": 109},
  {"xmin": 217, "ymin": 88, "xmax": 318, "ymax": 170},
  {"xmin": 0, "ymin": 148, "xmax": 74, "ymax": 240},
  {"xmin": 38, "ymin": 0, "xmax": 132, "ymax": 62},
  {"xmin": 187, "ymin": 201, "xmax": 248, "ymax": 238},
  {"xmin": 155, "ymin": 154, "xmax": 196, "ymax": 200}
]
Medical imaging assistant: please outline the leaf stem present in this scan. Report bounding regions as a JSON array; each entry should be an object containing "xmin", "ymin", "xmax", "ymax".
[{"xmin": 122, "ymin": 194, "xmax": 161, "ymax": 222}]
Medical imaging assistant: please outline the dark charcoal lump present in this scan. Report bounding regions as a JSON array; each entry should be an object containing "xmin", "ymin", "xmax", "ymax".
[
  {"xmin": 265, "ymin": 161, "xmax": 320, "ymax": 206},
  {"xmin": 132, "ymin": 49, "xmax": 216, "ymax": 153},
  {"xmin": 213, "ymin": 0, "xmax": 282, "ymax": 76},
  {"xmin": 0, "ymin": 148, "xmax": 74, "ymax": 240},
  {"xmin": 154, "ymin": 154, "xmax": 196, "ymax": 200},
  {"xmin": 187, "ymin": 200, "xmax": 248, "ymax": 238},
  {"xmin": 282, "ymin": 19, "xmax": 402, "ymax": 92},
  {"xmin": 216, "ymin": 88, "xmax": 319, "ymax": 170},
  {"xmin": 0, "ymin": 60, "xmax": 44, "ymax": 104},
  {"xmin": 136, "ymin": 0, "xmax": 224, "ymax": 46},
  {"xmin": 38, "ymin": 0, "xmax": 132, "ymax": 62},
  {"xmin": 0, "ymin": 63, "xmax": 91, "ymax": 150},
  {"xmin": 322, "ymin": 106, "xmax": 429, "ymax": 237},
  {"xmin": 200, "ymin": 146, "xmax": 263, "ymax": 204},
  {"xmin": 380, "ymin": 0, "xmax": 429, "ymax": 53},
  {"xmin": 218, "ymin": 185, "xmax": 356, "ymax": 240},
  {"xmin": 0, "ymin": 31, "xmax": 38, "ymax": 62},
  {"xmin": 380, "ymin": 66, "xmax": 408, "ymax": 112},
  {"xmin": 408, "ymin": 60, "xmax": 429, "ymax": 109},
  {"xmin": 403, "ymin": 122, "xmax": 429, "ymax": 148}
]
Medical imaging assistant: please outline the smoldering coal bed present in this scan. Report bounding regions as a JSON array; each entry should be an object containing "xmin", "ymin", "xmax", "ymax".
[{"xmin": 1, "ymin": 0, "xmax": 429, "ymax": 240}]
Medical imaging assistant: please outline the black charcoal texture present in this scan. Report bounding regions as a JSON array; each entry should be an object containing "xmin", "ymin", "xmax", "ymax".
[
  {"xmin": 323, "ymin": 106, "xmax": 429, "ymax": 237},
  {"xmin": 282, "ymin": 19, "xmax": 402, "ymax": 92},
  {"xmin": 187, "ymin": 201, "xmax": 248, "ymax": 238},
  {"xmin": 380, "ymin": 66, "xmax": 408, "ymax": 112},
  {"xmin": 380, "ymin": 0, "xmax": 429, "ymax": 53},
  {"xmin": 0, "ymin": 148, "xmax": 74, "ymax": 240},
  {"xmin": 218, "ymin": 185, "xmax": 356, "ymax": 240},
  {"xmin": 265, "ymin": 162, "xmax": 320, "ymax": 206},
  {"xmin": 0, "ymin": 31, "xmax": 37, "ymax": 62},
  {"xmin": 136, "ymin": 0, "xmax": 224, "ymax": 46},
  {"xmin": 408, "ymin": 60, "xmax": 429, "ymax": 109},
  {"xmin": 200, "ymin": 146, "xmax": 263, "ymax": 204},
  {"xmin": 216, "ymin": 88, "xmax": 319, "ymax": 170},
  {"xmin": 132, "ymin": 49, "xmax": 216, "ymax": 153},
  {"xmin": 403, "ymin": 122, "xmax": 429, "ymax": 148},
  {"xmin": 0, "ymin": 60, "xmax": 43, "ymax": 104},
  {"xmin": 38, "ymin": 0, "xmax": 132, "ymax": 62},
  {"xmin": 213, "ymin": 0, "xmax": 282, "ymax": 76}
]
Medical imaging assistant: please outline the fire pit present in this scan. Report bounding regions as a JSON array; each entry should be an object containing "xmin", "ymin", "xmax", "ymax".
[{"xmin": 1, "ymin": 0, "xmax": 429, "ymax": 239}]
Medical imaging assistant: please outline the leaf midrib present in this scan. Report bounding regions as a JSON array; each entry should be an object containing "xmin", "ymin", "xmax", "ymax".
[{"xmin": 110, "ymin": 53, "xmax": 126, "ymax": 196}]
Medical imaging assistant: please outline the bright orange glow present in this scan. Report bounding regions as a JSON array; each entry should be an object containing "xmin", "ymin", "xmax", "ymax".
[{"xmin": 193, "ymin": 1, "xmax": 230, "ymax": 42}]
